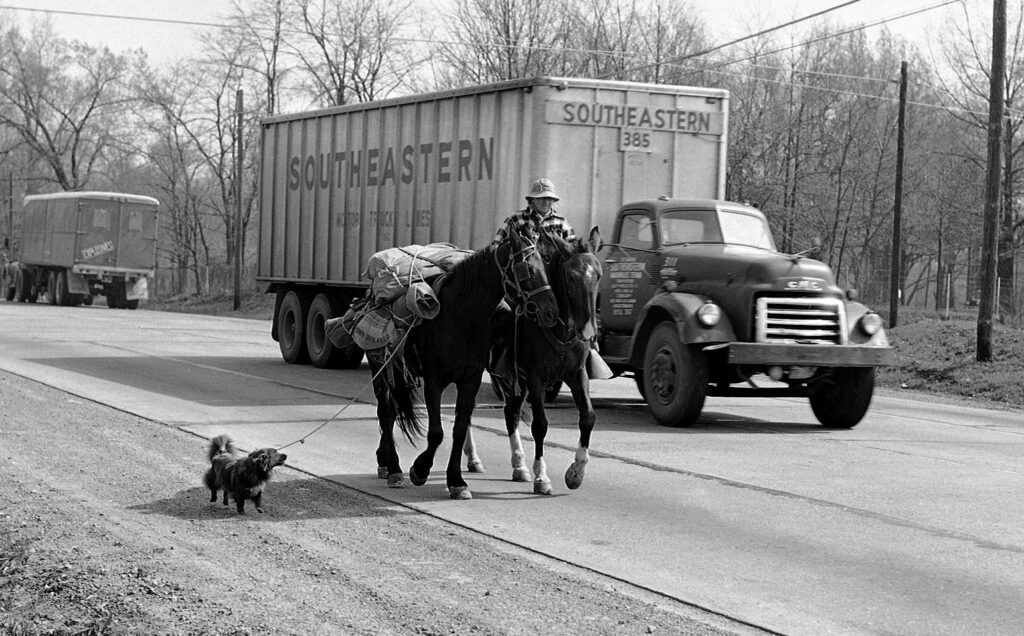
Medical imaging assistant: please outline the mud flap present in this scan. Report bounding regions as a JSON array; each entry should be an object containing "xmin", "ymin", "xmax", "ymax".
[
  {"xmin": 67, "ymin": 270, "xmax": 90, "ymax": 295},
  {"xmin": 127, "ymin": 277, "xmax": 149, "ymax": 301}
]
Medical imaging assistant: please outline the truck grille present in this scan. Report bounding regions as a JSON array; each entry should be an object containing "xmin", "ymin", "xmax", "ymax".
[{"xmin": 755, "ymin": 296, "xmax": 847, "ymax": 344}]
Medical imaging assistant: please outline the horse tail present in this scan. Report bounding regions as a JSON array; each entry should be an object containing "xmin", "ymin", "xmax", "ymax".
[{"xmin": 374, "ymin": 350, "xmax": 424, "ymax": 443}]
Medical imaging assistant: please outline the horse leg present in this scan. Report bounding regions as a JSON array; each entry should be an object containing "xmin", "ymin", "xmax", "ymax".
[
  {"xmin": 462, "ymin": 426, "xmax": 486, "ymax": 473},
  {"xmin": 370, "ymin": 367, "xmax": 404, "ymax": 487},
  {"xmin": 526, "ymin": 388, "xmax": 552, "ymax": 495},
  {"xmin": 410, "ymin": 380, "xmax": 444, "ymax": 488},
  {"xmin": 564, "ymin": 369, "xmax": 595, "ymax": 490},
  {"xmin": 503, "ymin": 391, "xmax": 531, "ymax": 482},
  {"xmin": 446, "ymin": 377, "xmax": 482, "ymax": 500}
]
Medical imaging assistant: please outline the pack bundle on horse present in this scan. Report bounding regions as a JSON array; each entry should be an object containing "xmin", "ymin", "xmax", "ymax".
[
  {"xmin": 369, "ymin": 224, "xmax": 559, "ymax": 500},
  {"xmin": 491, "ymin": 227, "xmax": 603, "ymax": 495}
]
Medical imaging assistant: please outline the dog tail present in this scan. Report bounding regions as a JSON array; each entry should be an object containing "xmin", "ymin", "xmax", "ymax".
[{"xmin": 207, "ymin": 434, "xmax": 236, "ymax": 462}]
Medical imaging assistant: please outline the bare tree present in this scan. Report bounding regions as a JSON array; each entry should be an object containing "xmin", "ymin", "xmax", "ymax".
[
  {"xmin": 0, "ymin": 20, "xmax": 142, "ymax": 191},
  {"xmin": 939, "ymin": 3, "xmax": 1024, "ymax": 318},
  {"xmin": 289, "ymin": 0, "xmax": 417, "ymax": 106}
]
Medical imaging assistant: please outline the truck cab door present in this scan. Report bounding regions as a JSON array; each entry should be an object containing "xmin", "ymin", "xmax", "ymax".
[{"xmin": 599, "ymin": 209, "xmax": 662, "ymax": 358}]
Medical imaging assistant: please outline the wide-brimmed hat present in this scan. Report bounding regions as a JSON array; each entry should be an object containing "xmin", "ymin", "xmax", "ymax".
[{"xmin": 525, "ymin": 178, "xmax": 559, "ymax": 201}]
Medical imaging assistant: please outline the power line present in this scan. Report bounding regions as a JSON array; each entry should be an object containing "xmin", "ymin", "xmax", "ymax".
[
  {"xmin": 596, "ymin": 0, "xmax": 866, "ymax": 80},
  {"xmin": 0, "ymin": 3, "xmax": 227, "ymax": 29}
]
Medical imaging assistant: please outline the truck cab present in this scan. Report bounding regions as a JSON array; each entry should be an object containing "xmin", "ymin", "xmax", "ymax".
[{"xmin": 598, "ymin": 197, "xmax": 895, "ymax": 428}]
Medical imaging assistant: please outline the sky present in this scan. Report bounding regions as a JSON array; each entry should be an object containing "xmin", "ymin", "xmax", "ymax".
[{"xmin": 0, "ymin": 0, "xmax": 978, "ymax": 67}]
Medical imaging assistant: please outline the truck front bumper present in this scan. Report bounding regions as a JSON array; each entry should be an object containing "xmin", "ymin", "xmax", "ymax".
[{"xmin": 721, "ymin": 342, "xmax": 896, "ymax": 367}]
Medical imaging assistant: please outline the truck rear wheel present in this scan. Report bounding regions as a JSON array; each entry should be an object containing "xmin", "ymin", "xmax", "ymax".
[
  {"xmin": 47, "ymin": 271, "xmax": 59, "ymax": 305},
  {"xmin": 642, "ymin": 322, "xmax": 707, "ymax": 427},
  {"xmin": 14, "ymin": 268, "xmax": 35, "ymax": 303},
  {"xmin": 277, "ymin": 290, "xmax": 309, "ymax": 364},
  {"xmin": 306, "ymin": 294, "xmax": 343, "ymax": 369},
  {"xmin": 2, "ymin": 268, "xmax": 15, "ymax": 301},
  {"xmin": 809, "ymin": 367, "xmax": 875, "ymax": 428},
  {"xmin": 55, "ymin": 270, "xmax": 71, "ymax": 306}
]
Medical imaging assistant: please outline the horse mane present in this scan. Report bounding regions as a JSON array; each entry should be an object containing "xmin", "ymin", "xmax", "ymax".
[{"xmin": 441, "ymin": 241, "xmax": 497, "ymax": 300}]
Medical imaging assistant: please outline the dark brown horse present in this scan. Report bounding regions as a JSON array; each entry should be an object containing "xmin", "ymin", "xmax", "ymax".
[
  {"xmin": 491, "ymin": 227, "xmax": 603, "ymax": 495},
  {"xmin": 370, "ymin": 224, "xmax": 558, "ymax": 499}
]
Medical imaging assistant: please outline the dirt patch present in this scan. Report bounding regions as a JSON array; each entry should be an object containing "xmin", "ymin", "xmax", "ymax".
[{"xmin": 0, "ymin": 371, "xmax": 760, "ymax": 636}]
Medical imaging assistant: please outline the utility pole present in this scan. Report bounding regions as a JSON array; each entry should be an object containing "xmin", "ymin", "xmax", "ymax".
[
  {"xmin": 889, "ymin": 61, "xmax": 908, "ymax": 328},
  {"xmin": 977, "ymin": 0, "xmax": 1005, "ymax": 362},
  {"xmin": 233, "ymin": 89, "xmax": 244, "ymax": 311}
]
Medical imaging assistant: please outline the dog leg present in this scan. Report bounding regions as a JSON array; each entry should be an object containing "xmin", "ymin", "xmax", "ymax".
[
  {"xmin": 209, "ymin": 488, "xmax": 218, "ymax": 503},
  {"xmin": 253, "ymin": 491, "xmax": 264, "ymax": 514},
  {"xmin": 222, "ymin": 491, "xmax": 230, "ymax": 507}
]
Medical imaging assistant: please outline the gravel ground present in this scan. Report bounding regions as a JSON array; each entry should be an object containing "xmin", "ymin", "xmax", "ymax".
[{"xmin": 0, "ymin": 370, "xmax": 767, "ymax": 636}]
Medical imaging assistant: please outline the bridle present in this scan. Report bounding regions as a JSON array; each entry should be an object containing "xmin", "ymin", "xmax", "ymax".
[{"xmin": 496, "ymin": 230, "xmax": 553, "ymax": 323}]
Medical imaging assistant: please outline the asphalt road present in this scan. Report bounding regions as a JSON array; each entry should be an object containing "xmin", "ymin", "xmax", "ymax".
[{"xmin": 1, "ymin": 302, "xmax": 1022, "ymax": 635}]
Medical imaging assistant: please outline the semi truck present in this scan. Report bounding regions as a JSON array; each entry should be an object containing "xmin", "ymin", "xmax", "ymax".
[
  {"xmin": 1, "ymin": 191, "xmax": 159, "ymax": 309},
  {"xmin": 258, "ymin": 76, "xmax": 894, "ymax": 427}
]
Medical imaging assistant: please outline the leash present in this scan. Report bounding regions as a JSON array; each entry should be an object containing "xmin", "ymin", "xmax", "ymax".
[{"xmin": 275, "ymin": 322, "xmax": 415, "ymax": 451}]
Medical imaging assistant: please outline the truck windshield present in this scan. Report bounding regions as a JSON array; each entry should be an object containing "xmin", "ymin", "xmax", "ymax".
[
  {"xmin": 718, "ymin": 208, "xmax": 775, "ymax": 250},
  {"xmin": 659, "ymin": 209, "xmax": 722, "ymax": 245}
]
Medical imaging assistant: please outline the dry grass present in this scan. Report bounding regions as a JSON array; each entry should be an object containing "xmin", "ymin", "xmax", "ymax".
[{"xmin": 877, "ymin": 310, "xmax": 1024, "ymax": 410}]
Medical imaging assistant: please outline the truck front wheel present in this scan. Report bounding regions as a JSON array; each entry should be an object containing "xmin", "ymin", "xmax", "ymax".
[
  {"xmin": 642, "ymin": 322, "xmax": 707, "ymax": 427},
  {"xmin": 277, "ymin": 290, "xmax": 309, "ymax": 364},
  {"xmin": 809, "ymin": 367, "xmax": 875, "ymax": 428}
]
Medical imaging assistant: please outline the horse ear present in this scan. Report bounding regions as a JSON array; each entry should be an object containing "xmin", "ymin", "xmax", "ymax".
[{"xmin": 588, "ymin": 226, "xmax": 602, "ymax": 252}]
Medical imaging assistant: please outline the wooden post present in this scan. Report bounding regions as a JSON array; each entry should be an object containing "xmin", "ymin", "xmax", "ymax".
[
  {"xmin": 977, "ymin": 0, "xmax": 1005, "ymax": 361},
  {"xmin": 233, "ymin": 89, "xmax": 244, "ymax": 311},
  {"xmin": 889, "ymin": 61, "xmax": 908, "ymax": 328}
]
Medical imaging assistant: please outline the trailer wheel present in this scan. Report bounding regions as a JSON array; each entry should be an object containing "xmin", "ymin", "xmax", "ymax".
[
  {"xmin": 14, "ymin": 268, "xmax": 33, "ymax": 302},
  {"xmin": 2, "ymin": 268, "xmax": 15, "ymax": 301},
  {"xmin": 47, "ymin": 271, "xmax": 58, "ymax": 305},
  {"xmin": 277, "ymin": 290, "xmax": 309, "ymax": 364},
  {"xmin": 105, "ymin": 280, "xmax": 127, "ymax": 308},
  {"xmin": 809, "ymin": 367, "xmax": 875, "ymax": 428},
  {"xmin": 642, "ymin": 322, "xmax": 707, "ymax": 427},
  {"xmin": 55, "ymin": 270, "xmax": 71, "ymax": 306},
  {"xmin": 306, "ymin": 294, "xmax": 342, "ymax": 368}
]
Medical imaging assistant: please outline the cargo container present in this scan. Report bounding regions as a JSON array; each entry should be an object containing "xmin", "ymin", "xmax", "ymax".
[
  {"xmin": 257, "ymin": 76, "xmax": 730, "ymax": 368},
  {"xmin": 1, "ymin": 191, "xmax": 159, "ymax": 309}
]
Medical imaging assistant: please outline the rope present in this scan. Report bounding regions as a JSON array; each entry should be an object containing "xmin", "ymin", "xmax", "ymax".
[{"xmin": 275, "ymin": 324, "xmax": 415, "ymax": 451}]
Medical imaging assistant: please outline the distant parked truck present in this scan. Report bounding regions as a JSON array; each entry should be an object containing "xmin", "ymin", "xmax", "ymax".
[{"xmin": 1, "ymin": 191, "xmax": 159, "ymax": 309}]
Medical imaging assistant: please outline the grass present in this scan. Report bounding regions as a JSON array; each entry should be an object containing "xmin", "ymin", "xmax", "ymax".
[
  {"xmin": 142, "ymin": 293, "xmax": 1024, "ymax": 411},
  {"xmin": 877, "ymin": 309, "xmax": 1024, "ymax": 410}
]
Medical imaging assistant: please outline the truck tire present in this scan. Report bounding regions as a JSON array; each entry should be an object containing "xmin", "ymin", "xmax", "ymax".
[
  {"xmin": 47, "ymin": 271, "xmax": 58, "ymax": 305},
  {"xmin": 642, "ymin": 322, "xmax": 707, "ymax": 427},
  {"xmin": 305, "ymin": 293, "xmax": 344, "ymax": 369},
  {"xmin": 55, "ymin": 270, "xmax": 71, "ymax": 306},
  {"xmin": 14, "ymin": 268, "xmax": 34, "ymax": 303},
  {"xmin": 809, "ymin": 367, "xmax": 875, "ymax": 428},
  {"xmin": 2, "ymin": 268, "xmax": 14, "ymax": 301},
  {"xmin": 105, "ymin": 280, "xmax": 127, "ymax": 309},
  {"xmin": 277, "ymin": 290, "xmax": 309, "ymax": 364}
]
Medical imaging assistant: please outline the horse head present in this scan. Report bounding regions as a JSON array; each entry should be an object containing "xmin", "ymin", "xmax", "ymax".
[
  {"xmin": 542, "ymin": 227, "xmax": 603, "ymax": 341},
  {"xmin": 499, "ymin": 224, "xmax": 559, "ymax": 328}
]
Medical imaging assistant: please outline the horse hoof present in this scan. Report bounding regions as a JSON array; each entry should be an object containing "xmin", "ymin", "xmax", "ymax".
[
  {"xmin": 387, "ymin": 473, "xmax": 405, "ymax": 488},
  {"xmin": 377, "ymin": 466, "xmax": 389, "ymax": 479},
  {"xmin": 409, "ymin": 469, "xmax": 428, "ymax": 487},
  {"xmin": 512, "ymin": 467, "xmax": 532, "ymax": 482},
  {"xmin": 533, "ymin": 478, "xmax": 552, "ymax": 496},
  {"xmin": 466, "ymin": 459, "xmax": 486, "ymax": 473},
  {"xmin": 449, "ymin": 486, "xmax": 472, "ymax": 500},
  {"xmin": 565, "ymin": 464, "xmax": 586, "ymax": 490}
]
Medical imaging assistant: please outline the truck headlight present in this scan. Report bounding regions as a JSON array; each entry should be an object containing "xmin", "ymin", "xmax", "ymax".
[
  {"xmin": 859, "ymin": 312, "xmax": 884, "ymax": 336},
  {"xmin": 696, "ymin": 302, "xmax": 721, "ymax": 327}
]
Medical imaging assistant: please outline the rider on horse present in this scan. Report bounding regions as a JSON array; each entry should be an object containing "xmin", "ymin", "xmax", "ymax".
[{"xmin": 490, "ymin": 179, "xmax": 610, "ymax": 386}]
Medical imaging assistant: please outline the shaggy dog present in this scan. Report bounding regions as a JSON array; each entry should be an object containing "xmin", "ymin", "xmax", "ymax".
[{"xmin": 203, "ymin": 435, "xmax": 287, "ymax": 514}]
